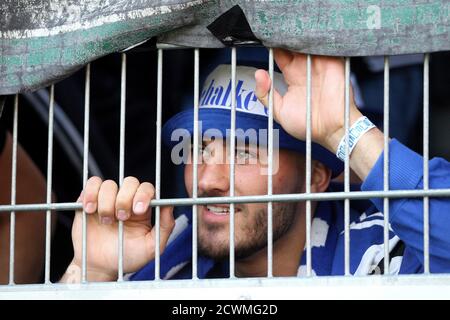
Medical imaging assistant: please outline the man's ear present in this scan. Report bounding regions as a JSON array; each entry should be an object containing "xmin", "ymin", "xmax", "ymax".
[{"xmin": 311, "ymin": 160, "xmax": 332, "ymax": 193}]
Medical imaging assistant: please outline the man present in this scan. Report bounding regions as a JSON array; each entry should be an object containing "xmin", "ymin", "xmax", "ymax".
[{"xmin": 60, "ymin": 48, "xmax": 450, "ymax": 282}]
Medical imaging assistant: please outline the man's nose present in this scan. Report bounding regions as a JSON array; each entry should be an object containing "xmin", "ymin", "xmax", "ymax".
[{"xmin": 198, "ymin": 162, "xmax": 230, "ymax": 195}]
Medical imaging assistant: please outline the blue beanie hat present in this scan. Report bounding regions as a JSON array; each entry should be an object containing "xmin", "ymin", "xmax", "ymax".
[{"xmin": 162, "ymin": 48, "xmax": 344, "ymax": 177}]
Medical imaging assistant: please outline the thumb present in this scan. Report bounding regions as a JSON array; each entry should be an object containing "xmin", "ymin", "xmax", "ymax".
[
  {"xmin": 254, "ymin": 69, "xmax": 284, "ymax": 124},
  {"xmin": 76, "ymin": 190, "xmax": 84, "ymax": 203},
  {"xmin": 255, "ymin": 69, "xmax": 271, "ymax": 107},
  {"xmin": 148, "ymin": 206, "xmax": 175, "ymax": 252}
]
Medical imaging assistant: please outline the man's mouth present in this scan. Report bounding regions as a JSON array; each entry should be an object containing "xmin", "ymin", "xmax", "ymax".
[
  {"xmin": 203, "ymin": 205, "xmax": 241, "ymax": 216},
  {"xmin": 206, "ymin": 205, "xmax": 230, "ymax": 215}
]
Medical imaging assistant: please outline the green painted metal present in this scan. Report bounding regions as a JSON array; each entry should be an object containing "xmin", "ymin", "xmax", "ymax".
[
  {"xmin": 1, "ymin": 0, "xmax": 449, "ymax": 94},
  {"xmin": 0, "ymin": 0, "xmax": 213, "ymax": 94}
]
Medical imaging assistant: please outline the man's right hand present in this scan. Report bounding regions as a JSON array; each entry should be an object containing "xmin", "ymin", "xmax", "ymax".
[{"xmin": 61, "ymin": 176, "xmax": 174, "ymax": 282}]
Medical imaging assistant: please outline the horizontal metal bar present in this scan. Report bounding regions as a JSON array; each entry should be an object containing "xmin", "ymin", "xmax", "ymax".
[
  {"xmin": 155, "ymin": 43, "xmax": 264, "ymax": 50},
  {"xmin": 1, "ymin": 189, "xmax": 449, "ymax": 213},
  {"xmin": 2, "ymin": 274, "xmax": 450, "ymax": 300},
  {"xmin": 156, "ymin": 43, "xmax": 190, "ymax": 50}
]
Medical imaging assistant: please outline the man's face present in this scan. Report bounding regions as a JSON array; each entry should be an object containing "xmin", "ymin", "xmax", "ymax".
[{"xmin": 184, "ymin": 138, "xmax": 306, "ymax": 260}]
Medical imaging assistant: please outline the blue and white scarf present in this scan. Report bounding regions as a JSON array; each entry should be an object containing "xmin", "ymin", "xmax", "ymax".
[{"xmin": 131, "ymin": 197, "xmax": 403, "ymax": 280}]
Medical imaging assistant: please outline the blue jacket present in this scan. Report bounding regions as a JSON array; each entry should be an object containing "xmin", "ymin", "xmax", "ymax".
[{"xmin": 131, "ymin": 139, "xmax": 450, "ymax": 280}]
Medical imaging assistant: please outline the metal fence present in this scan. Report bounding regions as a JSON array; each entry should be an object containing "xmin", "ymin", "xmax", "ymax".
[{"xmin": 1, "ymin": 46, "xmax": 450, "ymax": 299}]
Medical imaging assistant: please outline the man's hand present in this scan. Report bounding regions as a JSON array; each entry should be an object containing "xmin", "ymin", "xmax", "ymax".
[
  {"xmin": 255, "ymin": 48, "xmax": 364, "ymax": 153},
  {"xmin": 255, "ymin": 48, "xmax": 385, "ymax": 180},
  {"xmin": 62, "ymin": 176, "xmax": 174, "ymax": 282}
]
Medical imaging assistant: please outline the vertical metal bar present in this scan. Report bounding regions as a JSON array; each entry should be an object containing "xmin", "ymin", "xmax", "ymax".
[
  {"xmin": 81, "ymin": 63, "xmax": 91, "ymax": 283},
  {"xmin": 423, "ymin": 53, "xmax": 430, "ymax": 274},
  {"xmin": 344, "ymin": 57, "xmax": 351, "ymax": 276},
  {"xmin": 8, "ymin": 94, "xmax": 19, "ymax": 285},
  {"xmin": 192, "ymin": 48, "xmax": 200, "ymax": 280},
  {"xmin": 229, "ymin": 47, "xmax": 236, "ymax": 279},
  {"xmin": 305, "ymin": 55, "xmax": 312, "ymax": 276},
  {"xmin": 383, "ymin": 57, "xmax": 390, "ymax": 274},
  {"xmin": 117, "ymin": 53, "xmax": 126, "ymax": 282},
  {"xmin": 267, "ymin": 48, "xmax": 274, "ymax": 278},
  {"xmin": 44, "ymin": 85, "xmax": 55, "ymax": 283},
  {"xmin": 155, "ymin": 49, "xmax": 163, "ymax": 280}
]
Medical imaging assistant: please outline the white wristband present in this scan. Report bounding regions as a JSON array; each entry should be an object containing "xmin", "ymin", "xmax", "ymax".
[{"xmin": 336, "ymin": 116, "xmax": 376, "ymax": 162}]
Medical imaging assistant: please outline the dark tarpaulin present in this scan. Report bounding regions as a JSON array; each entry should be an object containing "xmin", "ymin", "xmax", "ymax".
[{"xmin": 1, "ymin": 0, "xmax": 449, "ymax": 94}]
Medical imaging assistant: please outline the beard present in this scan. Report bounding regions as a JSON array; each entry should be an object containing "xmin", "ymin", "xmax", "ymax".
[{"xmin": 197, "ymin": 201, "xmax": 297, "ymax": 261}]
